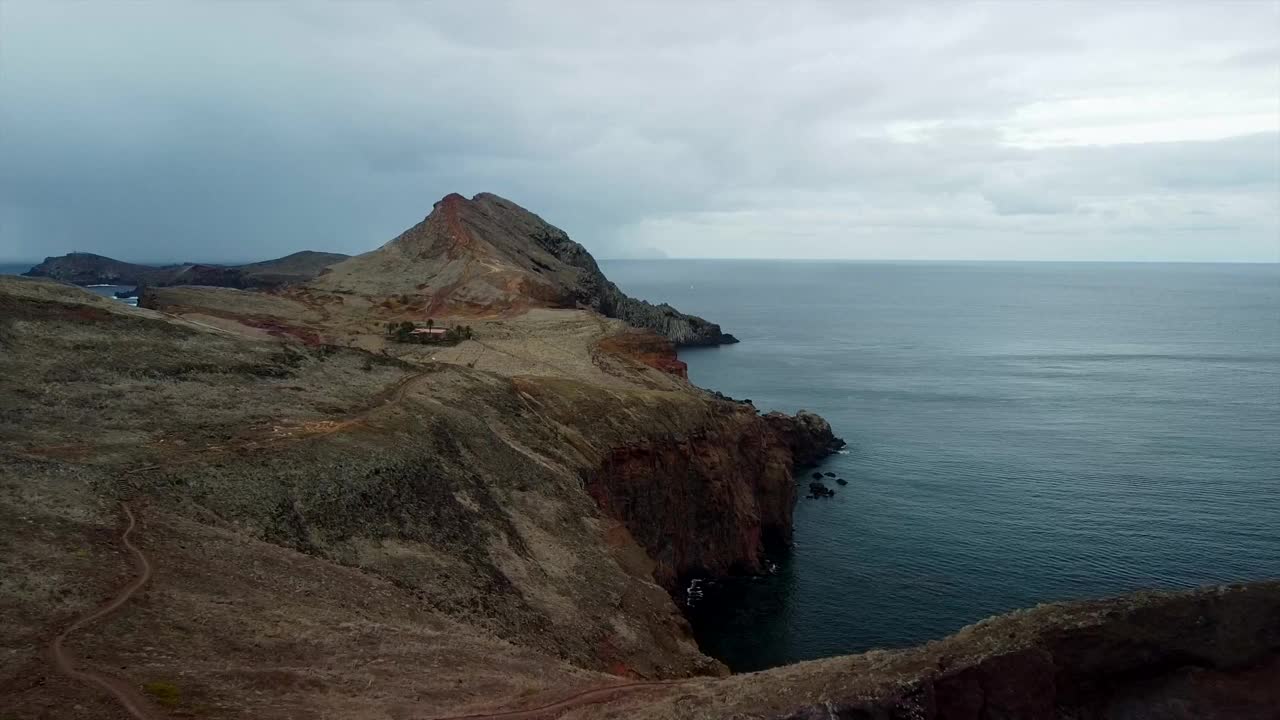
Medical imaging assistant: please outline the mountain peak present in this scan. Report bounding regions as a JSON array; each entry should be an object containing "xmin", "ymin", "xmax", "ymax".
[{"xmin": 312, "ymin": 193, "xmax": 737, "ymax": 345}]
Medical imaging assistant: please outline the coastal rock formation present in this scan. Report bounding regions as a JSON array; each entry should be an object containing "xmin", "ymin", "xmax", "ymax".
[
  {"xmin": 584, "ymin": 406, "xmax": 801, "ymax": 588},
  {"xmin": 501, "ymin": 372, "xmax": 844, "ymax": 592},
  {"xmin": 24, "ymin": 250, "xmax": 348, "ymax": 289},
  {"xmin": 595, "ymin": 330, "xmax": 689, "ymax": 379},
  {"xmin": 807, "ymin": 481, "xmax": 835, "ymax": 499},
  {"xmin": 313, "ymin": 192, "xmax": 738, "ymax": 346},
  {"xmin": 764, "ymin": 409, "xmax": 847, "ymax": 466}
]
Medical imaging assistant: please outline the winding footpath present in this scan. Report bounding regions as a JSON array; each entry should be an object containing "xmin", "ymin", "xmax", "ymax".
[{"xmin": 48, "ymin": 502, "xmax": 158, "ymax": 720}]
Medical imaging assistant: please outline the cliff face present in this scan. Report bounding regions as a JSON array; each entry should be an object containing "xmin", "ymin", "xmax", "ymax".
[
  {"xmin": 595, "ymin": 330, "xmax": 690, "ymax": 379},
  {"xmin": 511, "ymin": 374, "xmax": 841, "ymax": 592},
  {"xmin": 587, "ymin": 408, "xmax": 798, "ymax": 589},
  {"xmin": 764, "ymin": 410, "xmax": 847, "ymax": 466},
  {"xmin": 502, "ymin": 193, "xmax": 738, "ymax": 346}
]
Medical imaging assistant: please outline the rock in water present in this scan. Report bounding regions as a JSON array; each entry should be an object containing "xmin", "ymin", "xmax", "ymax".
[{"xmin": 807, "ymin": 482, "xmax": 835, "ymax": 498}]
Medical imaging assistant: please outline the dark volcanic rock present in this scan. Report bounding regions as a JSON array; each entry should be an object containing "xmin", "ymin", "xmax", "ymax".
[
  {"xmin": 765, "ymin": 409, "xmax": 847, "ymax": 467},
  {"xmin": 807, "ymin": 482, "xmax": 835, "ymax": 498},
  {"xmin": 584, "ymin": 406, "xmax": 796, "ymax": 588},
  {"xmin": 484, "ymin": 194, "xmax": 739, "ymax": 346},
  {"xmin": 835, "ymin": 477, "xmax": 848, "ymax": 486}
]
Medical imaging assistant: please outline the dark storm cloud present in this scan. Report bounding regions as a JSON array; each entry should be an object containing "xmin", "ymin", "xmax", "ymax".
[{"xmin": 1, "ymin": 1, "xmax": 1277, "ymax": 263}]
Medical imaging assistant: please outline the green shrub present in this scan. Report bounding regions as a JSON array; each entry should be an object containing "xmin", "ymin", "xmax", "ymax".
[{"xmin": 143, "ymin": 680, "xmax": 181, "ymax": 708}]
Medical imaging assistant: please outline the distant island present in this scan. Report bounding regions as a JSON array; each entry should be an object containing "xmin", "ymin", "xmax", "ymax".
[{"xmin": 21, "ymin": 250, "xmax": 350, "ymax": 295}]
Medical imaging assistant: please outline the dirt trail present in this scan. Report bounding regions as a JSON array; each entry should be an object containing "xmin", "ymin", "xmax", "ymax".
[
  {"xmin": 48, "ymin": 502, "xmax": 158, "ymax": 720},
  {"xmin": 117, "ymin": 368, "xmax": 437, "ymax": 476},
  {"xmin": 431, "ymin": 679, "xmax": 684, "ymax": 720}
]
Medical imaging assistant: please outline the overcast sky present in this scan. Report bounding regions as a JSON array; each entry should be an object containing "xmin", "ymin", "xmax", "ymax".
[{"xmin": 2, "ymin": 1, "xmax": 1278, "ymax": 263}]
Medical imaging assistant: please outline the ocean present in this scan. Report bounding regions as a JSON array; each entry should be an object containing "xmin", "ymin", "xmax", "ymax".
[{"xmin": 600, "ymin": 259, "xmax": 1280, "ymax": 672}]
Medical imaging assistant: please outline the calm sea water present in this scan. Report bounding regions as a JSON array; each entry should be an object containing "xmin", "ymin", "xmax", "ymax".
[{"xmin": 601, "ymin": 260, "xmax": 1280, "ymax": 672}]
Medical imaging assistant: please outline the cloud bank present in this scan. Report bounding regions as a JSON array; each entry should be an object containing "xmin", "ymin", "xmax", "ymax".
[{"xmin": 1, "ymin": 1, "xmax": 1277, "ymax": 262}]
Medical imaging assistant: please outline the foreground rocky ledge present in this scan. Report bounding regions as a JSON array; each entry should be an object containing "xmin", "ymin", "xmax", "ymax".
[{"xmin": 585, "ymin": 579, "xmax": 1280, "ymax": 719}]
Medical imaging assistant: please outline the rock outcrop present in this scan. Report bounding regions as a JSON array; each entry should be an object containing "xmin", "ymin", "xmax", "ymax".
[
  {"xmin": 571, "ymin": 400, "xmax": 845, "ymax": 589},
  {"xmin": 312, "ymin": 192, "xmax": 738, "ymax": 346},
  {"xmin": 595, "ymin": 330, "xmax": 689, "ymax": 379},
  {"xmin": 586, "ymin": 409, "xmax": 796, "ymax": 588},
  {"xmin": 764, "ymin": 409, "xmax": 847, "ymax": 466}
]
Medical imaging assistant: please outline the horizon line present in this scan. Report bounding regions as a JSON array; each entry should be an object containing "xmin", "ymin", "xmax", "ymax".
[
  {"xmin": 4, "ymin": 256, "xmax": 1278, "ymax": 266},
  {"xmin": 599, "ymin": 257, "xmax": 1280, "ymax": 264}
]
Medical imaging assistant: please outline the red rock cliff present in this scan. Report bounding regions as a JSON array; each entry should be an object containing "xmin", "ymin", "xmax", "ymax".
[
  {"xmin": 516, "ymin": 371, "xmax": 844, "ymax": 596},
  {"xmin": 582, "ymin": 403, "xmax": 825, "ymax": 590}
]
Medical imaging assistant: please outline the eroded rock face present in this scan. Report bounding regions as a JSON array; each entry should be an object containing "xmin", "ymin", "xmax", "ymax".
[
  {"xmin": 765, "ymin": 409, "xmax": 847, "ymax": 467},
  {"xmin": 595, "ymin": 330, "xmax": 690, "ymax": 379},
  {"xmin": 587, "ymin": 411, "xmax": 792, "ymax": 588},
  {"xmin": 583, "ymin": 403, "xmax": 844, "ymax": 590}
]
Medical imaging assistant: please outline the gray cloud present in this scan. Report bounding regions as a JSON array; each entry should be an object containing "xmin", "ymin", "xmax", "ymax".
[{"xmin": 1, "ymin": 0, "xmax": 1277, "ymax": 263}]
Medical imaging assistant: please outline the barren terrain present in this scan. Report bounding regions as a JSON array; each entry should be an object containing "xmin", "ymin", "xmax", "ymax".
[{"xmin": 4, "ymin": 191, "xmax": 1277, "ymax": 719}]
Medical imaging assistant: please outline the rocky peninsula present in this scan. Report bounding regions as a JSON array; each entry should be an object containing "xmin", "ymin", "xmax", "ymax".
[{"xmin": 1, "ymin": 193, "xmax": 1275, "ymax": 719}]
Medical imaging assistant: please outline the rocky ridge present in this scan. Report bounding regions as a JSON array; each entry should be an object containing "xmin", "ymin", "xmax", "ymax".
[
  {"xmin": 313, "ymin": 193, "xmax": 738, "ymax": 346},
  {"xmin": 23, "ymin": 250, "xmax": 348, "ymax": 290}
]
